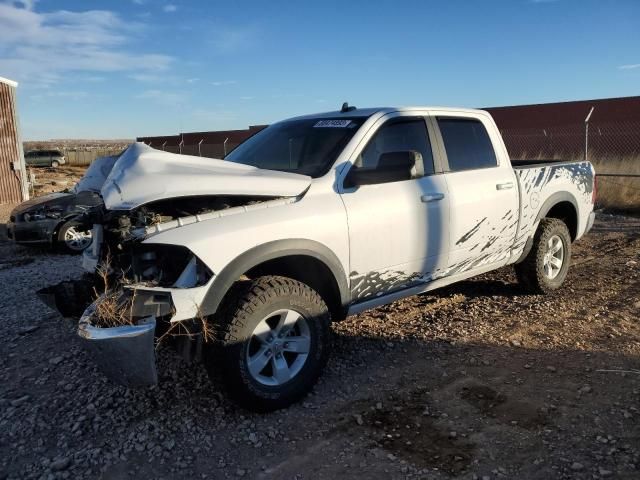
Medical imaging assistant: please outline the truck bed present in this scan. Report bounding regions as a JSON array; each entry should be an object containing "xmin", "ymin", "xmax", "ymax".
[
  {"xmin": 511, "ymin": 159, "xmax": 582, "ymax": 169},
  {"xmin": 511, "ymin": 160, "xmax": 595, "ymax": 258}
]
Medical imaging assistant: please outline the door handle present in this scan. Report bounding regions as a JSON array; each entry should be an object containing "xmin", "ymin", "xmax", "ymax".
[
  {"xmin": 421, "ymin": 193, "xmax": 445, "ymax": 203},
  {"xmin": 496, "ymin": 182, "xmax": 514, "ymax": 190}
]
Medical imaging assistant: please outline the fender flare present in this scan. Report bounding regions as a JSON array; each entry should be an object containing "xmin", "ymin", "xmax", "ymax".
[
  {"xmin": 516, "ymin": 191, "xmax": 579, "ymax": 263},
  {"xmin": 199, "ymin": 239, "xmax": 350, "ymax": 316},
  {"xmin": 535, "ymin": 191, "xmax": 579, "ymax": 224}
]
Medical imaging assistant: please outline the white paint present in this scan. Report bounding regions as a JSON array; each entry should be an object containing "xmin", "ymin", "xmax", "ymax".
[
  {"xmin": 91, "ymin": 106, "xmax": 595, "ymax": 323},
  {"xmin": 73, "ymin": 154, "xmax": 119, "ymax": 193},
  {"xmin": 432, "ymin": 109, "xmax": 519, "ymax": 271},
  {"xmin": 139, "ymin": 197, "xmax": 297, "ymax": 239},
  {"xmin": 0, "ymin": 76, "xmax": 18, "ymax": 87},
  {"xmin": 338, "ymin": 110, "xmax": 450, "ymax": 292},
  {"xmin": 101, "ymin": 142, "xmax": 312, "ymax": 210}
]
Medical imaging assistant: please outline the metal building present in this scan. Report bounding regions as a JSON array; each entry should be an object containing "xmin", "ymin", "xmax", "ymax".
[{"xmin": 0, "ymin": 76, "xmax": 28, "ymax": 204}]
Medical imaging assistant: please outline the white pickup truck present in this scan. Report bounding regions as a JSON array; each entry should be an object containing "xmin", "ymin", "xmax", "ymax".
[{"xmin": 53, "ymin": 105, "xmax": 596, "ymax": 411}]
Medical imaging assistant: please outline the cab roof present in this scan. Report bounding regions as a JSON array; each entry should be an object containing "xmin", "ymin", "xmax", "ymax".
[{"xmin": 287, "ymin": 106, "xmax": 488, "ymax": 122}]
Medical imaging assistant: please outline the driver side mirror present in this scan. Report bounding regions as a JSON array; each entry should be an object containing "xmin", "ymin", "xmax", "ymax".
[{"xmin": 345, "ymin": 150, "xmax": 424, "ymax": 187}]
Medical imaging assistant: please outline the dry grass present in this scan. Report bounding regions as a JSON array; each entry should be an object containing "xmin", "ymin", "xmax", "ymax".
[
  {"xmin": 155, "ymin": 305, "xmax": 213, "ymax": 349},
  {"xmin": 591, "ymin": 156, "xmax": 640, "ymax": 212},
  {"xmin": 89, "ymin": 251, "xmax": 214, "ymax": 345},
  {"xmin": 92, "ymin": 290, "xmax": 138, "ymax": 328},
  {"xmin": 90, "ymin": 252, "xmax": 137, "ymax": 328}
]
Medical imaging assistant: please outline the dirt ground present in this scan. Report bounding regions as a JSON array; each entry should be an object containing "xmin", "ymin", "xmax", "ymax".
[
  {"xmin": 26, "ymin": 166, "xmax": 86, "ymax": 197},
  {"xmin": 0, "ymin": 209, "xmax": 638, "ymax": 480}
]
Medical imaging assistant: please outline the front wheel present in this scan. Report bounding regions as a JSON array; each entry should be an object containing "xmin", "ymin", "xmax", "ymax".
[
  {"xmin": 515, "ymin": 218, "xmax": 572, "ymax": 294},
  {"xmin": 51, "ymin": 160, "xmax": 60, "ymax": 168},
  {"xmin": 57, "ymin": 221, "xmax": 93, "ymax": 253},
  {"xmin": 205, "ymin": 276, "xmax": 331, "ymax": 412}
]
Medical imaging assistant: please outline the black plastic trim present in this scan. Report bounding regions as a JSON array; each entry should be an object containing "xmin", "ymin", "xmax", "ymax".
[
  {"xmin": 200, "ymin": 239, "xmax": 350, "ymax": 316},
  {"xmin": 515, "ymin": 191, "xmax": 579, "ymax": 263}
]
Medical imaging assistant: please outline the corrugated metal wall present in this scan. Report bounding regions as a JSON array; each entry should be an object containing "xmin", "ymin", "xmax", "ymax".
[{"xmin": 0, "ymin": 79, "xmax": 28, "ymax": 204}]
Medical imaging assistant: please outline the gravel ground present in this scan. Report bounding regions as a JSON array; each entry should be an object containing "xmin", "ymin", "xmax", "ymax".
[{"xmin": 0, "ymin": 212, "xmax": 639, "ymax": 480}]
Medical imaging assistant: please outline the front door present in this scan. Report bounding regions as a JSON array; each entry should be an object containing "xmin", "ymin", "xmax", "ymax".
[{"xmin": 340, "ymin": 115, "xmax": 450, "ymax": 302}]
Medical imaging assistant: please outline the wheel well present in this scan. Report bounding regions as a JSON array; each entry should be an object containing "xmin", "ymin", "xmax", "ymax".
[
  {"xmin": 545, "ymin": 201, "xmax": 577, "ymax": 240},
  {"xmin": 246, "ymin": 255, "xmax": 345, "ymax": 321}
]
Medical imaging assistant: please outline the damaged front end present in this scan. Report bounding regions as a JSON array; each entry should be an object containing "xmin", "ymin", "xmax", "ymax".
[
  {"xmin": 78, "ymin": 308, "xmax": 158, "ymax": 387},
  {"xmin": 39, "ymin": 143, "xmax": 311, "ymax": 387},
  {"xmin": 43, "ymin": 194, "xmax": 281, "ymax": 387}
]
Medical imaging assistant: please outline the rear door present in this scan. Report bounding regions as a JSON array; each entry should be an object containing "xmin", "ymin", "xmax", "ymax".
[
  {"xmin": 431, "ymin": 112, "xmax": 519, "ymax": 274},
  {"xmin": 339, "ymin": 113, "xmax": 450, "ymax": 302}
]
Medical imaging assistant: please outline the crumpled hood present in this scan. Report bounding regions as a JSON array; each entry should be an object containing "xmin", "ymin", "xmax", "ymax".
[
  {"xmin": 11, "ymin": 192, "xmax": 71, "ymax": 215},
  {"xmin": 10, "ymin": 190, "xmax": 103, "ymax": 216},
  {"xmin": 73, "ymin": 154, "xmax": 120, "ymax": 194},
  {"xmin": 101, "ymin": 142, "xmax": 312, "ymax": 210}
]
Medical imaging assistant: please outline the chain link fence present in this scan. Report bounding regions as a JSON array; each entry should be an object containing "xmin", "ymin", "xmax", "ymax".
[
  {"xmin": 151, "ymin": 142, "xmax": 242, "ymax": 159},
  {"xmin": 500, "ymin": 121, "xmax": 640, "ymax": 161},
  {"xmin": 62, "ymin": 140, "xmax": 246, "ymax": 166},
  {"xmin": 501, "ymin": 121, "xmax": 640, "ymax": 212}
]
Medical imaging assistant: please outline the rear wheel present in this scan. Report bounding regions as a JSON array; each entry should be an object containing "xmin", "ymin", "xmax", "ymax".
[
  {"xmin": 57, "ymin": 221, "xmax": 92, "ymax": 253},
  {"xmin": 515, "ymin": 218, "xmax": 571, "ymax": 294},
  {"xmin": 205, "ymin": 276, "xmax": 331, "ymax": 412}
]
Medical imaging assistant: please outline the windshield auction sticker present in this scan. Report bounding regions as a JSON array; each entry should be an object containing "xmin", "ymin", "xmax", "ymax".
[{"xmin": 314, "ymin": 119, "xmax": 352, "ymax": 128}]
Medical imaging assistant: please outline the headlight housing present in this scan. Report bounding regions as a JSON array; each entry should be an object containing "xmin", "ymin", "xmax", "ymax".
[
  {"xmin": 23, "ymin": 208, "xmax": 63, "ymax": 222},
  {"xmin": 110, "ymin": 244, "xmax": 213, "ymax": 288}
]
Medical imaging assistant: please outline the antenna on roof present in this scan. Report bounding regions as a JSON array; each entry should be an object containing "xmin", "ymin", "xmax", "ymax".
[{"xmin": 341, "ymin": 102, "xmax": 356, "ymax": 113}]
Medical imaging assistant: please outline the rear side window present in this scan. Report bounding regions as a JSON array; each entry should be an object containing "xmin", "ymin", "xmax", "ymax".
[
  {"xmin": 355, "ymin": 118, "xmax": 435, "ymax": 175},
  {"xmin": 437, "ymin": 118, "xmax": 497, "ymax": 171}
]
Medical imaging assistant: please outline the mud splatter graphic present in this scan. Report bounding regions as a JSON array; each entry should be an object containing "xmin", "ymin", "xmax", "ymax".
[
  {"xmin": 350, "ymin": 270, "xmax": 428, "ymax": 301},
  {"xmin": 456, "ymin": 217, "xmax": 487, "ymax": 245},
  {"xmin": 349, "ymin": 161, "xmax": 593, "ymax": 302}
]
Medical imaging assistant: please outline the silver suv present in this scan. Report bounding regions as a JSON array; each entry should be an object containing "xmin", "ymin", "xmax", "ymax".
[{"xmin": 24, "ymin": 149, "xmax": 66, "ymax": 167}]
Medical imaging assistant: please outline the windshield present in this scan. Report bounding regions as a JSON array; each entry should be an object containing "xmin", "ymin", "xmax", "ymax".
[{"xmin": 225, "ymin": 117, "xmax": 366, "ymax": 177}]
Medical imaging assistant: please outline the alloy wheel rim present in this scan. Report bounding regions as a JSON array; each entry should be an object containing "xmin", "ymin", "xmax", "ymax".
[
  {"xmin": 245, "ymin": 309, "xmax": 311, "ymax": 386},
  {"xmin": 543, "ymin": 234, "xmax": 564, "ymax": 279},
  {"xmin": 64, "ymin": 226, "xmax": 92, "ymax": 251}
]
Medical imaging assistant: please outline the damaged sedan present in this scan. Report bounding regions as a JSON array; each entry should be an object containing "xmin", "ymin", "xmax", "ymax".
[
  {"xmin": 42, "ymin": 106, "xmax": 596, "ymax": 411},
  {"xmin": 8, "ymin": 154, "xmax": 119, "ymax": 253}
]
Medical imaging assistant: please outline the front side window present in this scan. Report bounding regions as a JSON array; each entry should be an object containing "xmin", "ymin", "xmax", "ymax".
[
  {"xmin": 437, "ymin": 118, "xmax": 497, "ymax": 171},
  {"xmin": 353, "ymin": 118, "xmax": 435, "ymax": 175},
  {"xmin": 225, "ymin": 117, "xmax": 366, "ymax": 178}
]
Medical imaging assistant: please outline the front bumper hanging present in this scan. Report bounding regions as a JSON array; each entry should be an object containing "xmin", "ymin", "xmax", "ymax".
[{"xmin": 78, "ymin": 304, "xmax": 158, "ymax": 387}]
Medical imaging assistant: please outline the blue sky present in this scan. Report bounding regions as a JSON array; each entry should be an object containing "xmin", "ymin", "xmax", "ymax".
[{"xmin": 1, "ymin": 0, "xmax": 639, "ymax": 140}]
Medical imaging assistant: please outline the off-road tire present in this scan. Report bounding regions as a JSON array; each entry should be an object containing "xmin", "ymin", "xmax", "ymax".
[
  {"xmin": 205, "ymin": 275, "xmax": 331, "ymax": 412},
  {"xmin": 515, "ymin": 218, "xmax": 571, "ymax": 294}
]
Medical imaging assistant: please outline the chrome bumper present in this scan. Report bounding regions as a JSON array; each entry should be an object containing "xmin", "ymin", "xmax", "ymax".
[{"xmin": 78, "ymin": 304, "xmax": 158, "ymax": 387}]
